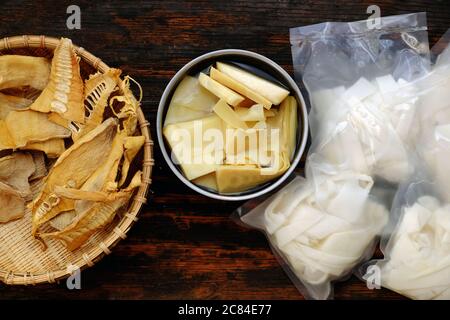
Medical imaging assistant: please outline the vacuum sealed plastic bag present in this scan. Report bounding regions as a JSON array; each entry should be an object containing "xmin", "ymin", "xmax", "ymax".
[
  {"xmin": 292, "ymin": 12, "xmax": 429, "ymax": 183},
  {"xmin": 416, "ymin": 36, "xmax": 450, "ymax": 202},
  {"xmin": 365, "ymin": 180, "xmax": 450, "ymax": 300},
  {"xmin": 307, "ymin": 78, "xmax": 416, "ymax": 183},
  {"xmin": 361, "ymin": 31, "xmax": 450, "ymax": 299},
  {"xmin": 240, "ymin": 172, "xmax": 388, "ymax": 300},
  {"xmin": 236, "ymin": 13, "xmax": 430, "ymax": 300}
]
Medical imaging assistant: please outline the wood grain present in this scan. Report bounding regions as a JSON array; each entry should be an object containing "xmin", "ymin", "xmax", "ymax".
[{"xmin": 0, "ymin": 0, "xmax": 448, "ymax": 300}]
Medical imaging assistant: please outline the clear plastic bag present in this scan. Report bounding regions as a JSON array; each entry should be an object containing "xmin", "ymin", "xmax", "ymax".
[
  {"xmin": 360, "ymin": 31, "xmax": 450, "ymax": 300},
  {"xmin": 293, "ymin": 12, "xmax": 430, "ymax": 183},
  {"xmin": 361, "ymin": 178, "xmax": 450, "ymax": 300},
  {"xmin": 236, "ymin": 13, "xmax": 430, "ymax": 300},
  {"xmin": 416, "ymin": 33, "xmax": 450, "ymax": 202},
  {"xmin": 238, "ymin": 172, "xmax": 388, "ymax": 300}
]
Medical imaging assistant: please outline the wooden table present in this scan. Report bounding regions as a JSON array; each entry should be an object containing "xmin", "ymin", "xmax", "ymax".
[{"xmin": 1, "ymin": 0, "xmax": 449, "ymax": 300}]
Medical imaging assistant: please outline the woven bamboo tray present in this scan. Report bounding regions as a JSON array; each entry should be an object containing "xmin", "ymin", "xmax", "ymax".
[{"xmin": 0, "ymin": 35, "xmax": 153, "ymax": 285}]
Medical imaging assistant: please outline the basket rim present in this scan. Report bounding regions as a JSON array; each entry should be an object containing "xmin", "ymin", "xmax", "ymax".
[{"xmin": 0, "ymin": 35, "xmax": 153, "ymax": 285}]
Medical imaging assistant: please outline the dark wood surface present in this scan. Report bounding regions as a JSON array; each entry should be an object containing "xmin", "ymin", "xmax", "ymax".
[{"xmin": 1, "ymin": 0, "xmax": 449, "ymax": 300}]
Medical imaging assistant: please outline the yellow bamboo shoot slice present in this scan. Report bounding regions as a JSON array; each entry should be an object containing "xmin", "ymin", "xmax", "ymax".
[
  {"xmin": 193, "ymin": 172, "xmax": 218, "ymax": 191},
  {"xmin": 47, "ymin": 112, "xmax": 69, "ymax": 128},
  {"xmin": 163, "ymin": 115, "xmax": 225, "ymax": 180},
  {"xmin": 29, "ymin": 38, "xmax": 85, "ymax": 124},
  {"xmin": 170, "ymin": 75, "xmax": 218, "ymax": 112},
  {"xmin": 279, "ymin": 96, "xmax": 298, "ymax": 160},
  {"xmin": 0, "ymin": 181, "xmax": 26, "ymax": 223},
  {"xmin": 118, "ymin": 136, "xmax": 146, "ymax": 187},
  {"xmin": 23, "ymin": 139, "xmax": 66, "ymax": 158},
  {"xmin": 0, "ymin": 55, "xmax": 50, "ymax": 91},
  {"xmin": 213, "ymin": 99, "xmax": 248, "ymax": 129},
  {"xmin": 215, "ymin": 97, "xmax": 296, "ymax": 193},
  {"xmin": 0, "ymin": 121, "xmax": 14, "ymax": 149},
  {"xmin": 216, "ymin": 164, "xmax": 284, "ymax": 194},
  {"xmin": 31, "ymin": 118, "xmax": 118, "ymax": 235},
  {"xmin": 264, "ymin": 109, "xmax": 276, "ymax": 118},
  {"xmin": 74, "ymin": 68, "xmax": 121, "ymax": 141},
  {"xmin": 164, "ymin": 103, "xmax": 209, "ymax": 126},
  {"xmin": 0, "ymin": 152, "xmax": 35, "ymax": 194},
  {"xmin": 210, "ymin": 67, "xmax": 272, "ymax": 109},
  {"xmin": 261, "ymin": 152, "xmax": 290, "ymax": 176},
  {"xmin": 216, "ymin": 62, "xmax": 289, "ymax": 105},
  {"xmin": 0, "ymin": 93, "xmax": 32, "ymax": 120},
  {"xmin": 29, "ymin": 152, "xmax": 48, "ymax": 181},
  {"xmin": 266, "ymin": 105, "xmax": 283, "ymax": 153},
  {"xmin": 198, "ymin": 73, "xmax": 245, "ymax": 107},
  {"xmin": 4, "ymin": 110, "xmax": 71, "ymax": 149},
  {"xmin": 235, "ymin": 104, "xmax": 265, "ymax": 122}
]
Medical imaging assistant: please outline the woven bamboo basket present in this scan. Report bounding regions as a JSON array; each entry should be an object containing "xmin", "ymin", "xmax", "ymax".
[{"xmin": 0, "ymin": 35, "xmax": 153, "ymax": 285}]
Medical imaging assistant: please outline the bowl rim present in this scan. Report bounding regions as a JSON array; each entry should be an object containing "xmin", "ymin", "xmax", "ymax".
[{"xmin": 157, "ymin": 49, "xmax": 308, "ymax": 201}]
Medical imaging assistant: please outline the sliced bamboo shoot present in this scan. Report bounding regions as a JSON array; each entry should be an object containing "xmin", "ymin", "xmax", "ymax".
[
  {"xmin": 0, "ymin": 55, "xmax": 50, "ymax": 90},
  {"xmin": 198, "ymin": 73, "xmax": 244, "ymax": 107},
  {"xmin": 213, "ymin": 99, "xmax": 248, "ymax": 129},
  {"xmin": 210, "ymin": 67, "xmax": 272, "ymax": 109},
  {"xmin": 235, "ymin": 104, "xmax": 265, "ymax": 121},
  {"xmin": 216, "ymin": 164, "xmax": 285, "ymax": 194},
  {"xmin": 279, "ymin": 96, "xmax": 298, "ymax": 160},
  {"xmin": 170, "ymin": 75, "xmax": 218, "ymax": 112},
  {"xmin": 163, "ymin": 115, "xmax": 225, "ymax": 180},
  {"xmin": 216, "ymin": 62, "xmax": 289, "ymax": 105},
  {"xmin": 193, "ymin": 172, "xmax": 218, "ymax": 191},
  {"xmin": 165, "ymin": 103, "xmax": 210, "ymax": 126},
  {"xmin": 23, "ymin": 139, "xmax": 66, "ymax": 158}
]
